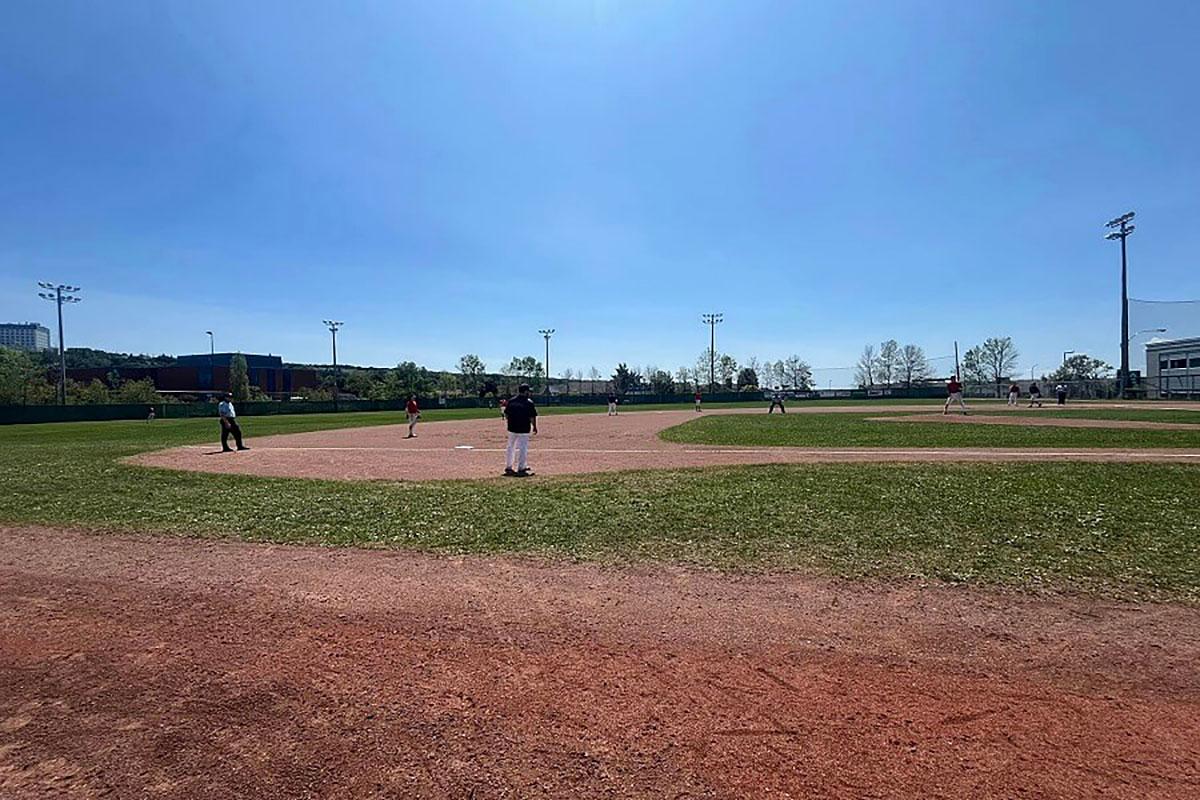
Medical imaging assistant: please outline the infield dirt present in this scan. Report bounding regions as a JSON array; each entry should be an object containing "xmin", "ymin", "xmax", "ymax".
[{"xmin": 128, "ymin": 407, "xmax": 1200, "ymax": 482}]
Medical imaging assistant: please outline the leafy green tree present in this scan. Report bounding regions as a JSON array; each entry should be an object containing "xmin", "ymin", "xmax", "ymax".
[
  {"xmin": 611, "ymin": 363, "xmax": 642, "ymax": 395},
  {"xmin": 229, "ymin": 353, "xmax": 251, "ymax": 402},
  {"xmin": 736, "ymin": 367, "xmax": 758, "ymax": 390},
  {"xmin": 458, "ymin": 354, "xmax": 486, "ymax": 393},
  {"xmin": 68, "ymin": 378, "xmax": 111, "ymax": 405},
  {"xmin": 0, "ymin": 348, "xmax": 55, "ymax": 405},
  {"xmin": 648, "ymin": 369, "xmax": 676, "ymax": 394},
  {"xmin": 113, "ymin": 378, "xmax": 164, "ymax": 404},
  {"xmin": 1048, "ymin": 355, "xmax": 1113, "ymax": 382},
  {"xmin": 344, "ymin": 370, "xmax": 380, "ymax": 399}
]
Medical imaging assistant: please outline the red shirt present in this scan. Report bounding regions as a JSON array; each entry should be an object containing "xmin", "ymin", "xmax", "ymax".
[
  {"xmin": 947, "ymin": 380, "xmax": 962, "ymax": 394},
  {"xmin": 695, "ymin": 392, "xmax": 702, "ymax": 401},
  {"xmin": 406, "ymin": 399, "xmax": 419, "ymax": 414}
]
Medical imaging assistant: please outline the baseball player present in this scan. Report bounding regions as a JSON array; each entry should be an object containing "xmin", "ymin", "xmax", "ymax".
[
  {"xmin": 1007, "ymin": 382, "xmax": 1020, "ymax": 406},
  {"xmin": 943, "ymin": 375, "xmax": 968, "ymax": 415},
  {"xmin": 1028, "ymin": 381, "xmax": 1044, "ymax": 407},
  {"xmin": 405, "ymin": 394, "xmax": 420, "ymax": 438},
  {"xmin": 217, "ymin": 392, "xmax": 249, "ymax": 452},
  {"xmin": 504, "ymin": 383, "xmax": 538, "ymax": 477},
  {"xmin": 694, "ymin": 390, "xmax": 702, "ymax": 412},
  {"xmin": 607, "ymin": 392, "xmax": 618, "ymax": 416},
  {"xmin": 768, "ymin": 389, "xmax": 786, "ymax": 414}
]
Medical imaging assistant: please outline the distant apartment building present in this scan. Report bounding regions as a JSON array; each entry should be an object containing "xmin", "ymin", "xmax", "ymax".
[
  {"xmin": 0, "ymin": 322, "xmax": 52, "ymax": 351},
  {"xmin": 1145, "ymin": 337, "xmax": 1200, "ymax": 398},
  {"xmin": 66, "ymin": 352, "xmax": 318, "ymax": 398}
]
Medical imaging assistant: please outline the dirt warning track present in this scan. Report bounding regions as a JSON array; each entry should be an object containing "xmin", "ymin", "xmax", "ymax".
[
  {"xmin": 129, "ymin": 408, "xmax": 1200, "ymax": 482},
  {"xmin": 2, "ymin": 525, "xmax": 1198, "ymax": 799}
]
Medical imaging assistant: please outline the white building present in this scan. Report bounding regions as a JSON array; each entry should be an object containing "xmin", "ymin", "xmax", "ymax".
[
  {"xmin": 0, "ymin": 322, "xmax": 52, "ymax": 352},
  {"xmin": 1145, "ymin": 336, "xmax": 1200, "ymax": 398}
]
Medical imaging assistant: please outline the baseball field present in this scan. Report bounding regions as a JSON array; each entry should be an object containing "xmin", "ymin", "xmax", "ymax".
[{"xmin": 2, "ymin": 400, "xmax": 1199, "ymax": 798}]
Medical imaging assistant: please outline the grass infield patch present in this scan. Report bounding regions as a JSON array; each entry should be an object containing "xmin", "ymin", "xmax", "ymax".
[
  {"xmin": 660, "ymin": 411, "xmax": 1200, "ymax": 449},
  {"xmin": 1, "ymin": 406, "xmax": 1198, "ymax": 601}
]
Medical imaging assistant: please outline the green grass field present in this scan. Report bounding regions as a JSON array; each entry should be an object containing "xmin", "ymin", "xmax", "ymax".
[
  {"xmin": 1, "ymin": 403, "xmax": 1198, "ymax": 601},
  {"xmin": 661, "ymin": 409, "xmax": 1200, "ymax": 448}
]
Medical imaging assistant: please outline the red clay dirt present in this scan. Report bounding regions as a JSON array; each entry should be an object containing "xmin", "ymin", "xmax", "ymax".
[
  {"xmin": 2, "ymin": 525, "xmax": 1198, "ymax": 799},
  {"xmin": 127, "ymin": 408, "xmax": 1200, "ymax": 483}
]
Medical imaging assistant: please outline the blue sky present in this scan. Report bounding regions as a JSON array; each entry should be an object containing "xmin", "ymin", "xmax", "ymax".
[{"xmin": 2, "ymin": 1, "xmax": 1198, "ymax": 385}]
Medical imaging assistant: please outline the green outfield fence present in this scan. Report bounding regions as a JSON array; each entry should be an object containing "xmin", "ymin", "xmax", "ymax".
[{"xmin": 0, "ymin": 386, "xmax": 958, "ymax": 425}]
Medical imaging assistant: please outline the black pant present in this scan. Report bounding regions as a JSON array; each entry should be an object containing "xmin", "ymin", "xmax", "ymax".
[
  {"xmin": 221, "ymin": 418, "xmax": 244, "ymax": 450},
  {"xmin": 769, "ymin": 401, "xmax": 785, "ymax": 413}
]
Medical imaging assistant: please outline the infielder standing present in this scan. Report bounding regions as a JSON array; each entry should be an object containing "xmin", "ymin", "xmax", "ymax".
[
  {"xmin": 405, "ymin": 394, "xmax": 420, "ymax": 438},
  {"xmin": 943, "ymin": 375, "xmax": 968, "ymax": 415},
  {"xmin": 217, "ymin": 392, "xmax": 249, "ymax": 452},
  {"xmin": 1007, "ymin": 382, "xmax": 1020, "ymax": 406},
  {"xmin": 607, "ymin": 392, "xmax": 618, "ymax": 416},
  {"xmin": 768, "ymin": 389, "xmax": 786, "ymax": 414},
  {"xmin": 694, "ymin": 390, "xmax": 702, "ymax": 412},
  {"xmin": 504, "ymin": 383, "xmax": 538, "ymax": 477}
]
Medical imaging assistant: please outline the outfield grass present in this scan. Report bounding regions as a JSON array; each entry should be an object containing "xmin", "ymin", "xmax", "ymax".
[
  {"xmin": 1, "ymin": 406, "xmax": 1198, "ymax": 601},
  {"xmin": 661, "ymin": 410, "xmax": 1200, "ymax": 449}
]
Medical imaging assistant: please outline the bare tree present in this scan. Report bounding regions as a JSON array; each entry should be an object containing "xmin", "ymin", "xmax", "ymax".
[
  {"xmin": 561, "ymin": 367, "xmax": 575, "ymax": 394},
  {"xmin": 854, "ymin": 344, "xmax": 878, "ymax": 388},
  {"xmin": 717, "ymin": 354, "xmax": 738, "ymax": 389},
  {"xmin": 587, "ymin": 366, "xmax": 602, "ymax": 394},
  {"xmin": 675, "ymin": 366, "xmax": 692, "ymax": 392},
  {"xmin": 781, "ymin": 355, "xmax": 813, "ymax": 389},
  {"xmin": 877, "ymin": 340, "xmax": 900, "ymax": 386},
  {"xmin": 978, "ymin": 336, "xmax": 1020, "ymax": 397},
  {"xmin": 900, "ymin": 344, "xmax": 931, "ymax": 387}
]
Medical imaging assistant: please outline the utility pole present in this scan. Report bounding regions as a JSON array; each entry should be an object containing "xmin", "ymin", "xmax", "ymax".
[
  {"xmin": 701, "ymin": 313, "xmax": 723, "ymax": 392},
  {"xmin": 37, "ymin": 282, "xmax": 82, "ymax": 405},
  {"xmin": 323, "ymin": 320, "xmax": 343, "ymax": 410},
  {"xmin": 205, "ymin": 331, "xmax": 215, "ymax": 395},
  {"xmin": 538, "ymin": 329, "xmax": 555, "ymax": 397},
  {"xmin": 1105, "ymin": 211, "xmax": 1135, "ymax": 396}
]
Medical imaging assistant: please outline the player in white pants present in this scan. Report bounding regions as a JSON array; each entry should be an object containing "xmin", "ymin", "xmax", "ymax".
[
  {"xmin": 943, "ymin": 376, "xmax": 968, "ymax": 415},
  {"xmin": 503, "ymin": 383, "xmax": 538, "ymax": 476}
]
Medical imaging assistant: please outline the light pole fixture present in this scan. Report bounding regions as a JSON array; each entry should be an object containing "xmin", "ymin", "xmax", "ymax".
[
  {"xmin": 1030, "ymin": 364, "xmax": 1038, "ymax": 381},
  {"xmin": 701, "ymin": 313, "xmax": 723, "ymax": 392},
  {"xmin": 323, "ymin": 320, "xmax": 344, "ymax": 408},
  {"xmin": 1126, "ymin": 327, "xmax": 1167, "ymax": 346},
  {"xmin": 37, "ymin": 282, "xmax": 82, "ymax": 405},
  {"xmin": 1105, "ymin": 211, "xmax": 1135, "ymax": 396},
  {"xmin": 1063, "ymin": 350, "xmax": 1075, "ymax": 366},
  {"xmin": 538, "ymin": 329, "xmax": 555, "ymax": 396}
]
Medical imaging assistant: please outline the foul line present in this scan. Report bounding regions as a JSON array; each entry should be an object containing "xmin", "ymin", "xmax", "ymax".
[{"xmin": 177, "ymin": 444, "xmax": 1200, "ymax": 458}]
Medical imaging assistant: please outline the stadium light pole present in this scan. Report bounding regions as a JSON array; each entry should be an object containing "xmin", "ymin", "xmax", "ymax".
[
  {"xmin": 1030, "ymin": 364, "xmax": 1038, "ymax": 381},
  {"xmin": 204, "ymin": 331, "xmax": 216, "ymax": 397},
  {"xmin": 1105, "ymin": 211, "xmax": 1135, "ymax": 396},
  {"xmin": 1062, "ymin": 350, "xmax": 1075, "ymax": 367},
  {"xmin": 37, "ymin": 282, "xmax": 82, "ymax": 405},
  {"xmin": 538, "ymin": 329, "xmax": 555, "ymax": 397},
  {"xmin": 701, "ymin": 313, "xmax": 723, "ymax": 392},
  {"xmin": 323, "ymin": 320, "xmax": 343, "ymax": 409}
]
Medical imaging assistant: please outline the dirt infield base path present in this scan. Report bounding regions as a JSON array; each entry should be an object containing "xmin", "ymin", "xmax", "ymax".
[
  {"xmin": 129, "ymin": 408, "xmax": 1200, "ymax": 482},
  {"xmin": 2, "ymin": 526, "xmax": 1198, "ymax": 799}
]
